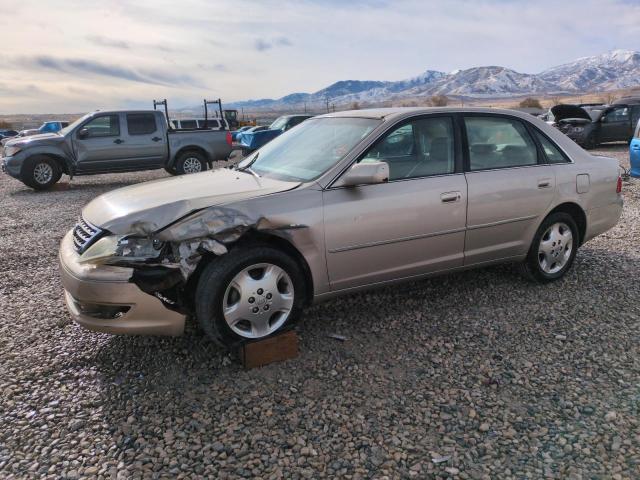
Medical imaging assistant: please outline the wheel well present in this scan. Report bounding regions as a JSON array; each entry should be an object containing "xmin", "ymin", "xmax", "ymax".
[
  {"xmin": 174, "ymin": 146, "xmax": 210, "ymax": 164},
  {"xmin": 48, "ymin": 154, "xmax": 70, "ymax": 175},
  {"xmin": 548, "ymin": 202, "xmax": 587, "ymax": 245},
  {"xmin": 23, "ymin": 154, "xmax": 70, "ymax": 176},
  {"xmin": 184, "ymin": 231, "xmax": 315, "ymax": 308}
]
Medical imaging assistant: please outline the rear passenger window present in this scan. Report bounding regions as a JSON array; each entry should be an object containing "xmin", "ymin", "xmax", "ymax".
[
  {"xmin": 533, "ymin": 130, "xmax": 569, "ymax": 164},
  {"xmin": 361, "ymin": 116, "xmax": 455, "ymax": 180},
  {"xmin": 465, "ymin": 117, "xmax": 538, "ymax": 171},
  {"xmin": 127, "ymin": 113, "xmax": 157, "ymax": 135}
]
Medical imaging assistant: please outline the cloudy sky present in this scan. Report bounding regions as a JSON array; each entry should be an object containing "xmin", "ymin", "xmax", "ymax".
[{"xmin": 1, "ymin": 0, "xmax": 640, "ymax": 113}]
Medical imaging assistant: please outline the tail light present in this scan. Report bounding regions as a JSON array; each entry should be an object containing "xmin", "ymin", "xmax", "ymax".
[
  {"xmin": 226, "ymin": 131, "xmax": 232, "ymax": 147},
  {"xmin": 616, "ymin": 175, "xmax": 622, "ymax": 194}
]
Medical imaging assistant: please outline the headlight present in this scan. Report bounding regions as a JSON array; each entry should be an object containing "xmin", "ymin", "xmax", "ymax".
[
  {"xmin": 572, "ymin": 126, "xmax": 584, "ymax": 133},
  {"xmin": 78, "ymin": 235, "xmax": 164, "ymax": 265},
  {"xmin": 4, "ymin": 146, "xmax": 21, "ymax": 157}
]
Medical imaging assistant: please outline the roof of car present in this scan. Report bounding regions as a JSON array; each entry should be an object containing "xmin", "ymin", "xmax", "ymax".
[{"xmin": 316, "ymin": 106, "xmax": 537, "ymax": 121}]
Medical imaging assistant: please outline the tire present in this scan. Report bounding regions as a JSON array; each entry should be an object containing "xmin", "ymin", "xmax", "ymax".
[
  {"xmin": 22, "ymin": 155, "xmax": 62, "ymax": 190},
  {"xmin": 175, "ymin": 150, "xmax": 207, "ymax": 175},
  {"xmin": 195, "ymin": 245, "xmax": 307, "ymax": 348},
  {"xmin": 164, "ymin": 166, "xmax": 178, "ymax": 176},
  {"xmin": 520, "ymin": 212, "xmax": 579, "ymax": 283}
]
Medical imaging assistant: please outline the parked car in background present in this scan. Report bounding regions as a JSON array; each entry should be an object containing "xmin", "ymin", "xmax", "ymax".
[
  {"xmin": 551, "ymin": 99, "xmax": 640, "ymax": 148},
  {"xmin": 17, "ymin": 120, "xmax": 70, "ymax": 139},
  {"xmin": 2, "ymin": 110, "xmax": 232, "ymax": 189},
  {"xmin": 58, "ymin": 107, "xmax": 622, "ymax": 348},
  {"xmin": 631, "ymin": 119, "xmax": 640, "ymax": 178},
  {"xmin": 0, "ymin": 129, "xmax": 19, "ymax": 142},
  {"xmin": 234, "ymin": 125, "xmax": 268, "ymax": 144},
  {"xmin": 231, "ymin": 125, "xmax": 252, "ymax": 141},
  {"xmin": 170, "ymin": 118, "xmax": 229, "ymax": 130},
  {"xmin": 237, "ymin": 115, "xmax": 312, "ymax": 154}
]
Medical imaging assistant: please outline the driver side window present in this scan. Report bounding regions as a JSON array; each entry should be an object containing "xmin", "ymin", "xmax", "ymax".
[
  {"xmin": 360, "ymin": 117, "xmax": 455, "ymax": 181},
  {"xmin": 81, "ymin": 115, "xmax": 120, "ymax": 138},
  {"xmin": 604, "ymin": 107, "xmax": 629, "ymax": 123}
]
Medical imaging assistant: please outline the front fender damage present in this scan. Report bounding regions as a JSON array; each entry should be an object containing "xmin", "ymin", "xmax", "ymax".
[{"xmin": 126, "ymin": 206, "xmax": 308, "ymax": 313}]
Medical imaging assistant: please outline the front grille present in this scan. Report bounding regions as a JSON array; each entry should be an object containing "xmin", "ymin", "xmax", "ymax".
[{"xmin": 72, "ymin": 217, "xmax": 103, "ymax": 254}]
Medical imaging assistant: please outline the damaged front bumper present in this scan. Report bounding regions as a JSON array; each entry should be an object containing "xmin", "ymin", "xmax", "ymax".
[{"xmin": 59, "ymin": 231, "xmax": 186, "ymax": 336}]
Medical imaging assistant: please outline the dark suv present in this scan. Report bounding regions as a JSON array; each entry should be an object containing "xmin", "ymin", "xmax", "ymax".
[{"xmin": 551, "ymin": 97, "xmax": 640, "ymax": 149}]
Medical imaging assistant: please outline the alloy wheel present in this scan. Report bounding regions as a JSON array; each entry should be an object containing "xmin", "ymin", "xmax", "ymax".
[
  {"xmin": 33, "ymin": 162, "xmax": 53, "ymax": 185},
  {"xmin": 222, "ymin": 263, "xmax": 294, "ymax": 339},
  {"xmin": 538, "ymin": 222, "xmax": 573, "ymax": 274}
]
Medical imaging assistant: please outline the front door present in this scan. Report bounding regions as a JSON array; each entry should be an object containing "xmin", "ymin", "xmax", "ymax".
[
  {"xmin": 599, "ymin": 106, "xmax": 631, "ymax": 142},
  {"xmin": 323, "ymin": 115, "xmax": 467, "ymax": 291},
  {"xmin": 462, "ymin": 115, "xmax": 556, "ymax": 265},
  {"xmin": 73, "ymin": 114, "xmax": 128, "ymax": 173}
]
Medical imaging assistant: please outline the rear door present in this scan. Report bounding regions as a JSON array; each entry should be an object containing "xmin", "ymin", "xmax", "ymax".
[
  {"xmin": 323, "ymin": 115, "xmax": 467, "ymax": 291},
  {"xmin": 73, "ymin": 114, "xmax": 128, "ymax": 173},
  {"xmin": 120, "ymin": 112, "xmax": 166, "ymax": 169},
  {"xmin": 463, "ymin": 115, "xmax": 556, "ymax": 265},
  {"xmin": 600, "ymin": 106, "xmax": 631, "ymax": 142}
]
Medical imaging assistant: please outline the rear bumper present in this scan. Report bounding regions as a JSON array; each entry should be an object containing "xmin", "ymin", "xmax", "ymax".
[
  {"xmin": 59, "ymin": 231, "xmax": 186, "ymax": 336},
  {"xmin": 584, "ymin": 197, "xmax": 623, "ymax": 243}
]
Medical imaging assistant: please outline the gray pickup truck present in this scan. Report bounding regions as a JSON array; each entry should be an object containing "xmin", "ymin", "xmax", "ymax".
[{"xmin": 1, "ymin": 109, "xmax": 233, "ymax": 190}]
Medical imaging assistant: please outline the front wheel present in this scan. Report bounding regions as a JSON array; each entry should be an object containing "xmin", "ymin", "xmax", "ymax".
[
  {"xmin": 175, "ymin": 151, "xmax": 207, "ymax": 175},
  {"xmin": 22, "ymin": 155, "xmax": 62, "ymax": 190},
  {"xmin": 195, "ymin": 246, "xmax": 307, "ymax": 348},
  {"xmin": 520, "ymin": 212, "xmax": 579, "ymax": 283}
]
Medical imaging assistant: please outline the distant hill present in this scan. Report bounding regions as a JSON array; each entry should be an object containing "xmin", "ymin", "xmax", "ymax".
[{"xmin": 226, "ymin": 49, "xmax": 640, "ymax": 110}]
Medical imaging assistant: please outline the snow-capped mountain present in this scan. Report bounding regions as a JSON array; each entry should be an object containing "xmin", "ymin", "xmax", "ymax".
[
  {"xmin": 538, "ymin": 49, "xmax": 640, "ymax": 91},
  {"xmin": 228, "ymin": 50, "xmax": 640, "ymax": 110}
]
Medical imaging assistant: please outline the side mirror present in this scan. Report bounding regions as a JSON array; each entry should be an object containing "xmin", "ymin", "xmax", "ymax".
[
  {"xmin": 77, "ymin": 127, "xmax": 89, "ymax": 139},
  {"xmin": 339, "ymin": 161, "xmax": 389, "ymax": 187}
]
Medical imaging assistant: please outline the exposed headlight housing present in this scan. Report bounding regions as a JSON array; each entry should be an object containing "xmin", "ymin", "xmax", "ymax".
[
  {"xmin": 78, "ymin": 235, "xmax": 164, "ymax": 265},
  {"xmin": 572, "ymin": 126, "xmax": 584, "ymax": 133},
  {"xmin": 4, "ymin": 146, "xmax": 21, "ymax": 157}
]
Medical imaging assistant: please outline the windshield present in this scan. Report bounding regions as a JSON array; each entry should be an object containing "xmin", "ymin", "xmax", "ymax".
[
  {"xmin": 238, "ymin": 117, "xmax": 380, "ymax": 182},
  {"xmin": 269, "ymin": 117, "xmax": 288, "ymax": 130},
  {"xmin": 59, "ymin": 113, "xmax": 92, "ymax": 135}
]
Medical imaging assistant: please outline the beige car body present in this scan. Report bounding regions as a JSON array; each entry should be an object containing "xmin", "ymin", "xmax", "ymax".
[{"xmin": 59, "ymin": 107, "xmax": 623, "ymax": 336}]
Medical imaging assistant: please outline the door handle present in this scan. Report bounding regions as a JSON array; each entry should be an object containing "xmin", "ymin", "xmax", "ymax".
[
  {"xmin": 113, "ymin": 139, "xmax": 124, "ymax": 144},
  {"xmin": 152, "ymin": 136, "xmax": 162, "ymax": 142},
  {"xmin": 440, "ymin": 191, "xmax": 461, "ymax": 203},
  {"xmin": 537, "ymin": 178, "xmax": 552, "ymax": 188}
]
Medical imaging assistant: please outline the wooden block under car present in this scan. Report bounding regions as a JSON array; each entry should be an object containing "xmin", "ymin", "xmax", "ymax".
[{"xmin": 239, "ymin": 330, "xmax": 299, "ymax": 369}]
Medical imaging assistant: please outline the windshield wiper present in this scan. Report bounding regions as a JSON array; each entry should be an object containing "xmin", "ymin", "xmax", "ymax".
[{"xmin": 236, "ymin": 152, "xmax": 259, "ymax": 171}]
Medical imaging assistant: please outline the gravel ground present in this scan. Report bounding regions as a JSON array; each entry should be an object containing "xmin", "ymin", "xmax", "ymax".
[{"xmin": 1, "ymin": 146, "xmax": 639, "ymax": 479}]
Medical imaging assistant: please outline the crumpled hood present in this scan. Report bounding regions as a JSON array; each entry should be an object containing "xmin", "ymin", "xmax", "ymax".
[
  {"xmin": 550, "ymin": 105, "xmax": 592, "ymax": 123},
  {"xmin": 5, "ymin": 132, "xmax": 64, "ymax": 148},
  {"xmin": 82, "ymin": 168, "xmax": 300, "ymax": 235}
]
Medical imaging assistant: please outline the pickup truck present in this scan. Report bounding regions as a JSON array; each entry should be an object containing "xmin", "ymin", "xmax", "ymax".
[
  {"xmin": 237, "ymin": 114, "xmax": 312, "ymax": 154},
  {"xmin": 2, "ymin": 109, "xmax": 232, "ymax": 190}
]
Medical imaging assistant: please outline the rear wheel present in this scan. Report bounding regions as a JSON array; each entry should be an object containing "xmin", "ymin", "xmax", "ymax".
[
  {"xmin": 520, "ymin": 212, "xmax": 579, "ymax": 283},
  {"xmin": 175, "ymin": 151, "xmax": 207, "ymax": 175},
  {"xmin": 22, "ymin": 155, "xmax": 62, "ymax": 190},
  {"xmin": 195, "ymin": 246, "xmax": 306, "ymax": 348}
]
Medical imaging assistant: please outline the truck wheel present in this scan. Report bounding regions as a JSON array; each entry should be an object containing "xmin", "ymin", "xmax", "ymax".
[
  {"xmin": 195, "ymin": 245, "xmax": 307, "ymax": 348},
  {"xmin": 175, "ymin": 151, "xmax": 207, "ymax": 175},
  {"xmin": 581, "ymin": 136, "xmax": 597, "ymax": 150},
  {"xmin": 23, "ymin": 155, "xmax": 62, "ymax": 190}
]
